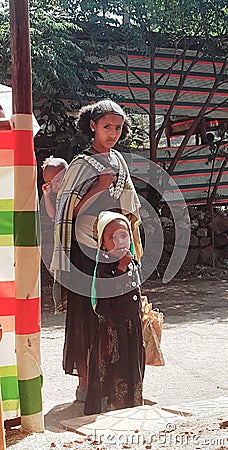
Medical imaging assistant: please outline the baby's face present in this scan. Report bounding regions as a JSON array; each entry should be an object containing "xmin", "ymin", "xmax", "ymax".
[
  {"xmin": 102, "ymin": 219, "xmax": 131, "ymax": 257},
  {"xmin": 43, "ymin": 166, "xmax": 65, "ymax": 193}
]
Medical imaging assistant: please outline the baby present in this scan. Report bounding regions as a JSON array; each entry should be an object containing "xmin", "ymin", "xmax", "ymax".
[{"xmin": 42, "ymin": 156, "xmax": 68, "ymax": 218}]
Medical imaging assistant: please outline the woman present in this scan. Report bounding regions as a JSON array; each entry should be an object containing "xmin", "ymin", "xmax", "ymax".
[{"xmin": 51, "ymin": 99, "xmax": 143, "ymax": 402}]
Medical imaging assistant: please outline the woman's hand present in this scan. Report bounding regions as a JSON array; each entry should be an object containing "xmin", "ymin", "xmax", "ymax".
[{"xmin": 73, "ymin": 169, "xmax": 116, "ymax": 217}]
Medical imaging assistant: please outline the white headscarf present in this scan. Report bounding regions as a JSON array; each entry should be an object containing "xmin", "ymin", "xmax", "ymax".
[{"xmin": 97, "ymin": 211, "xmax": 134, "ymax": 249}]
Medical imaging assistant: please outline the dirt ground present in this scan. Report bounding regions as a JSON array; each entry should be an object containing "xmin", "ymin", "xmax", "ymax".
[{"xmin": 5, "ymin": 267, "xmax": 228, "ymax": 449}]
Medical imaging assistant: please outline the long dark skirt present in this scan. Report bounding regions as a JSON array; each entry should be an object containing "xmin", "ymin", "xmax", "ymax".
[
  {"xmin": 63, "ymin": 240, "xmax": 98, "ymax": 378},
  {"xmin": 84, "ymin": 293, "xmax": 145, "ymax": 415}
]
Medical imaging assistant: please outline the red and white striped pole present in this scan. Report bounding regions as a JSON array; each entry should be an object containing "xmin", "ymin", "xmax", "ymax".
[{"xmin": 9, "ymin": 0, "xmax": 43, "ymax": 432}]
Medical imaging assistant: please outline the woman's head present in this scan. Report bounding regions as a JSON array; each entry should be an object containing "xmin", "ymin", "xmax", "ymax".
[{"xmin": 76, "ymin": 99, "xmax": 131, "ymax": 147}]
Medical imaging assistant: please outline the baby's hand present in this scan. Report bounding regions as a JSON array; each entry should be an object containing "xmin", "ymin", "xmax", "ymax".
[{"xmin": 42, "ymin": 182, "xmax": 52, "ymax": 195}]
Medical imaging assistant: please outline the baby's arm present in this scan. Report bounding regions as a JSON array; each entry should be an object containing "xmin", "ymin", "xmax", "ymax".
[{"xmin": 42, "ymin": 183, "xmax": 56, "ymax": 219}]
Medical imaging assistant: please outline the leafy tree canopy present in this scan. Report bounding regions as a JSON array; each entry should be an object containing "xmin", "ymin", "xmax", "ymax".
[
  {"xmin": 0, "ymin": 0, "xmax": 102, "ymax": 100},
  {"xmin": 66, "ymin": 0, "xmax": 228, "ymax": 57}
]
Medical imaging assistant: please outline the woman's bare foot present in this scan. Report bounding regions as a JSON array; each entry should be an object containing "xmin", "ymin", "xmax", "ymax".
[{"xmin": 78, "ymin": 376, "xmax": 87, "ymax": 392}]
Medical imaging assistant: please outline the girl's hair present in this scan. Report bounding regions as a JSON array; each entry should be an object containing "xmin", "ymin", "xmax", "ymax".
[
  {"xmin": 41, "ymin": 155, "xmax": 68, "ymax": 171},
  {"xmin": 76, "ymin": 99, "xmax": 131, "ymax": 141}
]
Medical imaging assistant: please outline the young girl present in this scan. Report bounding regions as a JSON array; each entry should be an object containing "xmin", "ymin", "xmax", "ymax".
[
  {"xmin": 84, "ymin": 211, "xmax": 145, "ymax": 415},
  {"xmin": 41, "ymin": 156, "xmax": 68, "ymax": 219}
]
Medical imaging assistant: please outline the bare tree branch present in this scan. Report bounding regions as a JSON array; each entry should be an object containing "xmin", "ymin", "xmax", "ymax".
[
  {"xmin": 168, "ymin": 58, "xmax": 228, "ymax": 174},
  {"xmin": 154, "ymin": 47, "xmax": 188, "ymax": 88},
  {"xmin": 203, "ymin": 97, "xmax": 228, "ymax": 116},
  {"xmin": 120, "ymin": 53, "xmax": 149, "ymax": 115},
  {"xmin": 207, "ymin": 157, "xmax": 228, "ymax": 208},
  {"xmin": 118, "ymin": 54, "xmax": 148, "ymax": 89},
  {"xmin": 155, "ymin": 49, "xmax": 202, "ymax": 145}
]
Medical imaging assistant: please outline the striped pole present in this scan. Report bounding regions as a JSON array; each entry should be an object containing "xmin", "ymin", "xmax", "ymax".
[
  {"xmin": 0, "ymin": 131, "xmax": 20, "ymax": 423},
  {"xmin": 9, "ymin": 0, "xmax": 43, "ymax": 432},
  {"xmin": 0, "ymin": 325, "xmax": 6, "ymax": 450},
  {"xmin": 12, "ymin": 115, "xmax": 43, "ymax": 432}
]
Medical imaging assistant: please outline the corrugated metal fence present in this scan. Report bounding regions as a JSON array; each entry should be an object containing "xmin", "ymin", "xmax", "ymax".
[{"xmin": 127, "ymin": 144, "xmax": 228, "ymax": 205}]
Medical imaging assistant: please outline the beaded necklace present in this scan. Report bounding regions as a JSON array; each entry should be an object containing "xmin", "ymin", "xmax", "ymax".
[
  {"xmin": 82, "ymin": 148, "xmax": 126, "ymax": 200},
  {"xmin": 108, "ymin": 152, "xmax": 126, "ymax": 200}
]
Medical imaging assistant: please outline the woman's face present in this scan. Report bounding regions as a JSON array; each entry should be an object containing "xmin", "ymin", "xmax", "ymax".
[
  {"xmin": 102, "ymin": 219, "xmax": 131, "ymax": 257},
  {"xmin": 91, "ymin": 114, "xmax": 124, "ymax": 151}
]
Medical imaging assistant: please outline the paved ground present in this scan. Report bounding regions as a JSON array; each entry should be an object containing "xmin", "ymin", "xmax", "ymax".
[
  {"xmin": 5, "ymin": 274, "xmax": 228, "ymax": 449},
  {"xmin": 40, "ymin": 275, "xmax": 228, "ymax": 413}
]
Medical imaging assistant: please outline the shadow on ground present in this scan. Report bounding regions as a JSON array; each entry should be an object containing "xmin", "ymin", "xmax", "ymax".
[
  {"xmin": 44, "ymin": 401, "xmax": 96, "ymax": 433},
  {"xmin": 44, "ymin": 398, "xmax": 157, "ymax": 433},
  {"xmin": 42, "ymin": 263, "xmax": 228, "ymax": 326},
  {"xmin": 142, "ymin": 278, "xmax": 228, "ymax": 325}
]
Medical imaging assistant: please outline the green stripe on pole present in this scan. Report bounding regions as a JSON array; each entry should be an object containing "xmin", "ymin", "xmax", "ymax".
[
  {"xmin": 14, "ymin": 211, "xmax": 40, "ymax": 246},
  {"xmin": 1, "ymin": 376, "xmax": 19, "ymax": 400},
  {"xmin": 0, "ymin": 199, "xmax": 14, "ymax": 211},
  {"xmin": 18, "ymin": 375, "xmax": 43, "ymax": 416},
  {"xmin": 2, "ymin": 399, "xmax": 20, "ymax": 413},
  {"xmin": 0, "ymin": 365, "xmax": 18, "ymax": 378},
  {"xmin": 0, "ymin": 211, "xmax": 14, "ymax": 234}
]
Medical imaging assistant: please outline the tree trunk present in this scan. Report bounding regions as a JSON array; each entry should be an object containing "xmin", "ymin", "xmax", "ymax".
[
  {"xmin": 147, "ymin": 40, "xmax": 160, "ymax": 210},
  {"xmin": 207, "ymin": 157, "xmax": 228, "ymax": 209},
  {"xmin": 149, "ymin": 48, "xmax": 156, "ymax": 162}
]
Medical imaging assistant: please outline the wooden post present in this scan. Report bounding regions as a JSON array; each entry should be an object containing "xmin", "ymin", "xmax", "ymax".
[
  {"xmin": 9, "ymin": 0, "xmax": 43, "ymax": 432},
  {"xmin": 0, "ymin": 325, "xmax": 6, "ymax": 450},
  {"xmin": 9, "ymin": 0, "xmax": 32, "ymax": 115}
]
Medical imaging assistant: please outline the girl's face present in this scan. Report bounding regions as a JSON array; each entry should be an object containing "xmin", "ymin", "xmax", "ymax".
[
  {"xmin": 43, "ymin": 166, "xmax": 65, "ymax": 193},
  {"xmin": 102, "ymin": 219, "xmax": 131, "ymax": 257},
  {"xmin": 90, "ymin": 114, "xmax": 124, "ymax": 152}
]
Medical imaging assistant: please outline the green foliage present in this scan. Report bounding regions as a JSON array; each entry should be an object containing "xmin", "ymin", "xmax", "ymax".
[
  {"xmin": 73, "ymin": 0, "xmax": 228, "ymax": 56},
  {"xmin": 0, "ymin": 0, "xmax": 102, "ymax": 99},
  {"xmin": 0, "ymin": 1, "xmax": 10, "ymax": 83},
  {"xmin": 35, "ymin": 98, "xmax": 90, "ymax": 161},
  {"xmin": 29, "ymin": 0, "xmax": 101, "ymax": 100}
]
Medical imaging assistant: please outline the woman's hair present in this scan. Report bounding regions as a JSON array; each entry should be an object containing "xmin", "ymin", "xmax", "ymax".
[
  {"xmin": 76, "ymin": 99, "xmax": 131, "ymax": 141},
  {"xmin": 41, "ymin": 155, "xmax": 68, "ymax": 171}
]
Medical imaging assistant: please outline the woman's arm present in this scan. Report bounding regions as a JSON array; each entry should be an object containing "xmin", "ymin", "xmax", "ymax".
[{"xmin": 73, "ymin": 170, "xmax": 116, "ymax": 217}]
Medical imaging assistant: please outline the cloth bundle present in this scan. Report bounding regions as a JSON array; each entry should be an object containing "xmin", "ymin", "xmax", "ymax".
[{"xmin": 141, "ymin": 296, "xmax": 165, "ymax": 366}]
